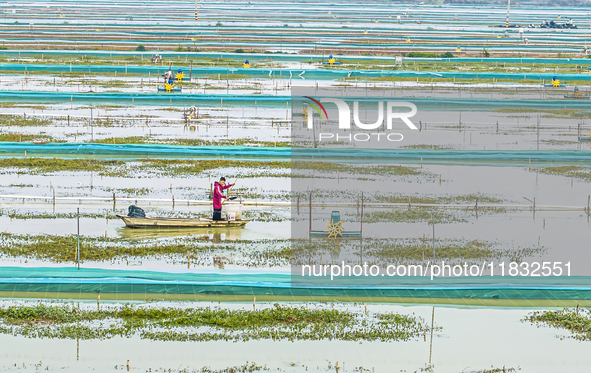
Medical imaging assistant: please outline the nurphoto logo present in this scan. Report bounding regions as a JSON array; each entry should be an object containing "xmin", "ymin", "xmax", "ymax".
[{"xmin": 304, "ymin": 96, "xmax": 418, "ymax": 130}]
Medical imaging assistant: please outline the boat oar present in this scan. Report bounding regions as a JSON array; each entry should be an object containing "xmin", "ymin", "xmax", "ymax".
[
  {"xmin": 229, "ymin": 179, "xmax": 239, "ymax": 200},
  {"xmin": 222, "ymin": 180, "xmax": 238, "ymax": 204}
]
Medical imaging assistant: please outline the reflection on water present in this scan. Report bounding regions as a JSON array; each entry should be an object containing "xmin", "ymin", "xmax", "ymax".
[{"xmin": 117, "ymin": 226, "xmax": 245, "ymax": 241}]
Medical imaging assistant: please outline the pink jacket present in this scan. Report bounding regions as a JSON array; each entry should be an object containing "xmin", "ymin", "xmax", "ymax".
[{"xmin": 212, "ymin": 182, "xmax": 232, "ymax": 209}]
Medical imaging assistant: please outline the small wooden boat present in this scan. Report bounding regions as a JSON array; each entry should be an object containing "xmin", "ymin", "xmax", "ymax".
[{"xmin": 116, "ymin": 214, "xmax": 250, "ymax": 228}]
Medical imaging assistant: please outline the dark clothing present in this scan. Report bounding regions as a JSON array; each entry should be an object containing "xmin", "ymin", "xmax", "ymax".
[{"xmin": 212, "ymin": 209, "xmax": 222, "ymax": 221}]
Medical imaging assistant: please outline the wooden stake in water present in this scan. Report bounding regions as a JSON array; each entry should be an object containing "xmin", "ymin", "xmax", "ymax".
[
  {"xmin": 309, "ymin": 192, "xmax": 312, "ymax": 234},
  {"xmin": 432, "ymin": 213, "xmax": 436, "ymax": 263},
  {"xmin": 360, "ymin": 192, "xmax": 364, "ymax": 237},
  {"xmin": 77, "ymin": 208, "xmax": 80, "ymax": 269},
  {"xmin": 253, "ymin": 296, "xmax": 256, "ymax": 311}
]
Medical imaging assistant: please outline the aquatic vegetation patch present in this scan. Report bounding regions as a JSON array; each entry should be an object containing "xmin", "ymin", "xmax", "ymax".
[
  {"xmin": 537, "ymin": 165, "xmax": 591, "ymax": 182},
  {"xmin": 0, "ymin": 233, "xmax": 292, "ymax": 267},
  {"xmin": 0, "ymin": 158, "xmax": 124, "ymax": 175},
  {"xmin": 0, "ymin": 158, "xmax": 289, "ymax": 178},
  {"xmin": 372, "ymin": 193, "xmax": 505, "ymax": 205},
  {"xmin": 136, "ymin": 159, "xmax": 290, "ymax": 178},
  {"xmin": 363, "ymin": 208, "xmax": 463, "ymax": 224},
  {"xmin": 292, "ymin": 161, "xmax": 422, "ymax": 177},
  {"xmin": 0, "ymin": 209, "xmax": 117, "ymax": 220},
  {"xmin": 400, "ymin": 144, "xmax": 454, "ymax": 150},
  {"xmin": 0, "ymin": 103, "xmax": 47, "ymax": 110},
  {"xmin": 0, "ymin": 158, "xmax": 427, "ymax": 180},
  {"xmin": 291, "ymin": 238, "xmax": 547, "ymax": 267},
  {"xmin": 0, "ymin": 302, "xmax": 430, "ymax": 343},
  {"xmin": 99, "ymin": 186, "xmax": 152, "ymax": 196},
  {"xmin": 173, "ymin": 363, "xmax": 270, "ymax": 373},
  {"xmin": 362, "ymin": 238, "xmax": 545, "ymax": 265},
  {"xmin": 524, "ymin": 307, "xmax": 591, "ymax": 341},
  {"xmin": 466, "ymin": 368, "xmax": 517, "ymax": 373},
  {"xmin": 0, "ymin": 115, "xmax": 53, "ymax": 127},
  {"xmin": 88, "ymin": 137, "xmax": 290, "ymax": 147},
  {"xmin": 495, "ymin": 107, "xmax": 591, "ymax": 119},
  {"xmin": 0, "ymin": 132, "xmax": 61, "ymax": 143}
]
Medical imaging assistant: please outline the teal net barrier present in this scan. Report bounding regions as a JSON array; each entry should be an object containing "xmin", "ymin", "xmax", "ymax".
[
  {"xmin": 3, "ymin": 50, "xmax": 591, "ymax": 66},
  {"xmin": 1, "ymin": 144, "xmax": 591, "ymax": 165},
  {"xmin": 0, "ymin": 267, "xmax": 590, "ymax": 302},
  {"xmin": 5, "ymin": 63, "xmax": 591, "ymax": 81},
  {"xmin": 0, "ymin": 91, "xmax": 590, "ymax": 110}
]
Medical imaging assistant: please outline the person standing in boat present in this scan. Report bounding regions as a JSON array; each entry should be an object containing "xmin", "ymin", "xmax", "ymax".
[{"xmin": 212, "ymin": 177, "xmax": 235, "ymax": 220}]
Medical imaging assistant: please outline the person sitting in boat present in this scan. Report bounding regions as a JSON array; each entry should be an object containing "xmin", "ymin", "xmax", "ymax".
[{"xmin": 212, "ymin": 177, "xmax": 235, "ymax": 220}]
